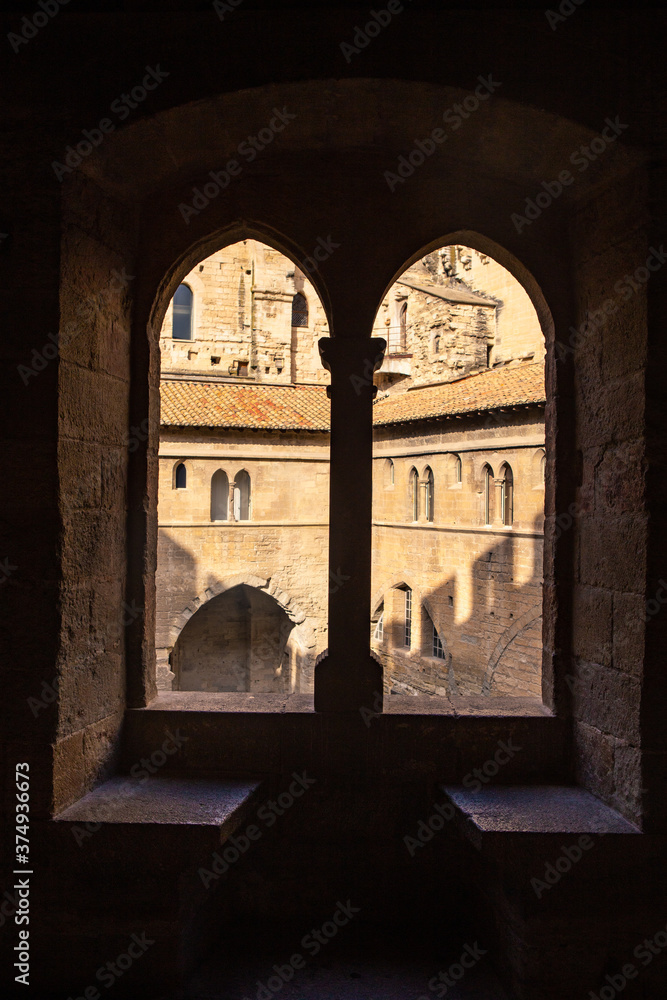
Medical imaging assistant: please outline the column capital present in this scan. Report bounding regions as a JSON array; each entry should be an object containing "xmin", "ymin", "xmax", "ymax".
[{"xmin": 318, "ymin": 337, "xmax": 386, "ymax": 383}]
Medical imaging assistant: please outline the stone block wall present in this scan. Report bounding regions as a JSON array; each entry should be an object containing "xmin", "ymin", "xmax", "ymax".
[
  {"xmin": 159, "ymin": 240, "xmax": 330, "ymax": 383},
  {"xmin": 372, "ymin": 245, "xmax": 546, "ymax": 390},
  {"xmin": 372, "ymin": 410, "xmax": 545, "ymax": 697},
  {"xmin": 155, "ymin": 428, "xmax": 329, "ymax": 691}
]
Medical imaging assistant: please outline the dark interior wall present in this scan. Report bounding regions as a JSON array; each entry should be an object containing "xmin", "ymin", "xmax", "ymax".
[
  {"xmin": 568, "ymin": 169, "xmax": 650, "ymax": 825},
  {"xmin": 1, "ymin": 7, "xmax": 663, "ymax": 829}
]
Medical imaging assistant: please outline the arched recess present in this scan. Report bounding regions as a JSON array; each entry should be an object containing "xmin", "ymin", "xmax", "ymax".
[
  {"xmin": 49, "ymin": 69, "xmax": 649, "ymax": 821},
  {"xmin": 69, "ymin": 81, "xmax": 629, "ymax": 718},
  {"xmin": 481, "ymin": 605, "xmax": 543, "ymax": 699},
  {"xmin": 156, "ymin": 573, "xmax": 318, "ymax": 692}
]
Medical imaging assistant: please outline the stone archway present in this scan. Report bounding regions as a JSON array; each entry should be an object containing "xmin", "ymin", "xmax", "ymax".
[
  {"xmin": 481, "ymin": 605, "xmax": 543, "ymax": 698},
  {"xmin": 157, "ymin": 573, "xmax": 317, "ymax": 692}
]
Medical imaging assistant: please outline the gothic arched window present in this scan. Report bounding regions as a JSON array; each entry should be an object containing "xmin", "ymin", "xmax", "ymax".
[
  {"xmin": 172, "ymin": 284, "xmax": 193, "ymax": 340},
  {"xmin": 501, "ymin": 464, "xmax": 514, "ymax": 526},
  {"xmin": 410, "ymin": 467, "xmax": 419, "ymax": 521},
  {"xmin": 425, "ymin": 467, "xmax": 434, "ymax": 522},
  {"xmin": 174, "ymin": 462, "xmax": 187, "ymax": 489},
  {"xmin": 233, "ymin": 470, "xmax": 251, "ymax": 521},
  {"xmin": 292, "ymin": 292, "xmax": 308, "ymax": 327},
  {"xmin": 211, "ymin": 470, "xmax": 229, "ymax": 521}
]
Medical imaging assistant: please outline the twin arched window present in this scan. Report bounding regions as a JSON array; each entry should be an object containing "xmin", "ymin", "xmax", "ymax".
[
  {"xmin": 292, "ymin": 292, "xmax": 308, "ymax": 327},
  {"xmin": 209, "ymin": 469, "xmax": 251, "ymax": 520},
  {"xmin": 172, "ymin": 284, "xmax": 193, "ymax": 340},
  {"xmin": 408, "ymin": 467, "xmax": 434, "ymax": 521},
  {"xmin": 482, "ymin": 463, "xmax": 514, "ymax": 525}
]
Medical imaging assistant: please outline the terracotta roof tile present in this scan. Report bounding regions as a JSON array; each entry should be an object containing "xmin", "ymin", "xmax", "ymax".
[
  {"xmin": 372, "ymin": 361, "xmax": 545, "ymax": 426},
  {"xmin": 160, "ymin": 380, "xmax": 330, "ymax": 431},
  {"xmin": 159, "ymin": 362, "xmax": 545, "ymax": 431}
]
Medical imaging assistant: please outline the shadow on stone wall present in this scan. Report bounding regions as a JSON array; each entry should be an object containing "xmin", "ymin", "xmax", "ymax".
[{"xmin": 372, "ymin": 512, "xmax": 544, "ymax": 699}]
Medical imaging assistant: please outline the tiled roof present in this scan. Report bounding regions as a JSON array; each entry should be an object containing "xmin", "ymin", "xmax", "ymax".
[
  {"xmin": 373, "ymin": 361, "xmax": 545, "ymax": 426},
  {"xmin": 160, "ymin": 380, "xmax": 330, "ymax": 431},
  {"xmin": 160, "ymin": 362, "xmax": 545, "ymax": 431}
]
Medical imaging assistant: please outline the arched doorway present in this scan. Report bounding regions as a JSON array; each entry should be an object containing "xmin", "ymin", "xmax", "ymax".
[{"xmin": 171, "ymin": 583, "xmax": 301, "ymax": 693}]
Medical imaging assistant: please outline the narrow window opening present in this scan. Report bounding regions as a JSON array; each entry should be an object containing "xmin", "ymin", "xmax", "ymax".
[
  {"xmin": 399, "ymin": 301, "xmax": 407, "ymax": 351},
  {"xmin": 404, "ymin": 587, "xmax": 412, "ymax": 648},
  {"xmin": 425, "ymin": 467, "xmax": 434, "ymax": 522},
  {"xmin": 172, "ymin": 284, "xmax": 193, "ymax": 340},
  {"xmin": 174, "ymin": 463, "xmax": 187, "ymax": 490},
  {"xmin": 501, "ymin": 464, "xmax": 514, "ymax": 526},
  {"xmin": 233, "ymin": 470, "xmax": 251, "ymax": 521},
  {"xmin": 210, "ymin": 470, "xmax": 229, "ymax": 521},
  {"xmin": 432, "ymin": 621, "xmax": 446, "ymax": 660},
  {"xmin": 410, "ymin": 467, "xmax": 419, "ymax": 521},
  {"xmin": 291, "ymin": 292, "xmax": 308, "ymax": 327},
  {"xmin": 484, "ymin": 464, "xmax": 493, "ymax": 525}
]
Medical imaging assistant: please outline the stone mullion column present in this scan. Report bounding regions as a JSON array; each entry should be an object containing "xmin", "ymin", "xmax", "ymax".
[
  {"xmin": 228, "ymin": 481, "xmax": 236, "ymax": 522},
  {"xmin": 494, "ymin": 478, "xmax": 504, "ymax": 525},
  {"xmin": 315, "ymin": 336, "xmax": 386, "ymax": 711}
]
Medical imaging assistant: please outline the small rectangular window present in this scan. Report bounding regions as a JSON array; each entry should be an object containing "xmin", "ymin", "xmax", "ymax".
[{"xmin": 374, "ymin": 611, "xmax": 384, "ymax": 641}]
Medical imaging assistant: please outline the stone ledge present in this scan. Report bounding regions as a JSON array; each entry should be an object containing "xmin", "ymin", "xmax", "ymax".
[
  {"xmin": 140, "ymin": 691, "xmax": 552, "ymax": 717},
  {"xmin": 54, "ymin": 774, "xmax": 262, "ymax": 828},
  {"xmin": 441, "ymin": 784, "xmax": 641, "ymax": 837}
]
